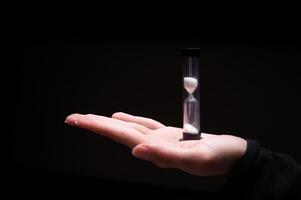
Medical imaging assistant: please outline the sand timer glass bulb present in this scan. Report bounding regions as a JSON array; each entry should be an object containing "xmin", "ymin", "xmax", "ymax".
[
  {"xmin": 181, "ymin": 48, "xmax": 201, "ymax": 140},
  {"xmin": 184, "ymin": 77, "xmax": 198, "ymax": 94}
]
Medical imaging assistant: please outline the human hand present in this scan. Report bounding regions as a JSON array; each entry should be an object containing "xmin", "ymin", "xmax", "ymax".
[{"xmin": 65, "ymin": 112, "xmax": 247, "ymax": 176}]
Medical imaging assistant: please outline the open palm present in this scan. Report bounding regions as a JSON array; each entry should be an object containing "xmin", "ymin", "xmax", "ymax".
[{"xmin": 65, "ymin": 112, "xmax": 247, "ymax": 176}]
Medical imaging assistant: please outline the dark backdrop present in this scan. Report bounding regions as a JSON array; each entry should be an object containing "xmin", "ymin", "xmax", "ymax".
[{"xmin": 7, "ymin": 29, "xmax": 301, "ymax": 198}]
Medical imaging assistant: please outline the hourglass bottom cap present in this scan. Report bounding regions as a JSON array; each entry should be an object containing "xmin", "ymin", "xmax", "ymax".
[{"xmin": 181, "ymin": 132, "xmax": 202, "ymax": 141}]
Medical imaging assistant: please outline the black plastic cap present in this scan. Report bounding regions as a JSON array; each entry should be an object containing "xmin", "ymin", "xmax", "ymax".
[
  {"xmin": 179, "ymin": 48, "xmax": 200, "ymax": 57},
  {"xmin": 180, "ymin": 132, "xmax": 202, "ymax": 141}
]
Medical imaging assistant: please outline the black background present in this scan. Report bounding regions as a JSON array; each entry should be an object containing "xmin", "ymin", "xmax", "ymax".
[{"xmin": 6, "ymin": 16, "xmax": 301, "ymax": 198}]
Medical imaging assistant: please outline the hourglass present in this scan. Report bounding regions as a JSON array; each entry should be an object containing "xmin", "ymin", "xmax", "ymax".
[{"xmin": 181, "ymin": 48, "xmax": 201, "ymax": 140}]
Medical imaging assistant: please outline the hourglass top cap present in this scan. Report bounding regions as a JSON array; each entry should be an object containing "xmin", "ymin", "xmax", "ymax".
[{"xmin": 179, "ymin": 48, "xmax": 200, "ymax": 57}]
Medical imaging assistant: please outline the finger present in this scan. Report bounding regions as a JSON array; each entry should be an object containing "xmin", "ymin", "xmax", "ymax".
[
  {"xmin": 86, "ymin": 114, "xmax": 151, "ymax": 134},
  {"xmin": 112, "ymin": 112, "xmax": 165, "ymax": 130},
  {"xmin": 126, "ymin": 122, "xmax": 151, "ymax": 134},
  {"xmin": 132, "ymin": 142, "xmax": 186, "ymax": 168},
  {"xmin": 66, "ymin": 113, "xmax": 147, "ymax": 148}
]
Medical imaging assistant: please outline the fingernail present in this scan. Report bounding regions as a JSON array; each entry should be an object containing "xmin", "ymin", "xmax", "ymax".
[{"xmin": 74, "ymin": 120, "xmax": 78, "ymax": 126}]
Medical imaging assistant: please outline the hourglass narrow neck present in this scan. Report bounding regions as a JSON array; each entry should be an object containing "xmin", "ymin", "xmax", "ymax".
[{"xmin": 187, "ymin": 94, "xmax": 197, "ymax": 101}]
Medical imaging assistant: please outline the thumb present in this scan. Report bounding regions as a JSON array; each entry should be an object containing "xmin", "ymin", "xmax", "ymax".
[{"xmin": 132, "ymin": 143, "xmax": 185, "ymax": 168}]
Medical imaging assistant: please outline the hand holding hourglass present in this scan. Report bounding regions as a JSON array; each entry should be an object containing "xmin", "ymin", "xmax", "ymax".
[
  {"xmin": 65, "ymin": 113, "xmax": 247, "ymax": 176},
  {"xmin": 64, "ymin": 48, "xmax": 247, "ymax": 176},
  {"xmin": 64, "ymin": 49, "xmax": 301, "ymax": 199}
]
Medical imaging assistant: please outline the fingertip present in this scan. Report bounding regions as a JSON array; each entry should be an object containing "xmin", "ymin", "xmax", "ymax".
[
  {"xmin": 112, "ymin": 112, "xmax": 127, "ymax": 118},
  {"xmin": 111, "ymin": 112, "xmax": 121, "ymax": 118},
  {"xmin": 132, "ymin": 144, "xmax": 151, "ymax": 159},
  {"xmin": 65, "ymin": 113, "xmax": 83, "ymax": 125}
]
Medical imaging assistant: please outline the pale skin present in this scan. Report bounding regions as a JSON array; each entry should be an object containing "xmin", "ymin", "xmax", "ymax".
[{"xmin": 65, "ymin": 112, "xmax": 247, "ymax": 176}]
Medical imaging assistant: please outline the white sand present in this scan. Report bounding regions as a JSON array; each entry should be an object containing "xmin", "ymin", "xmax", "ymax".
[
  {"xmin": 184, "ymin": 77, "xmax": 198, "ymax": 94},
  {"xmin": 183, "ymin": 123, "xmax": 199, "ymax": 134}
]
